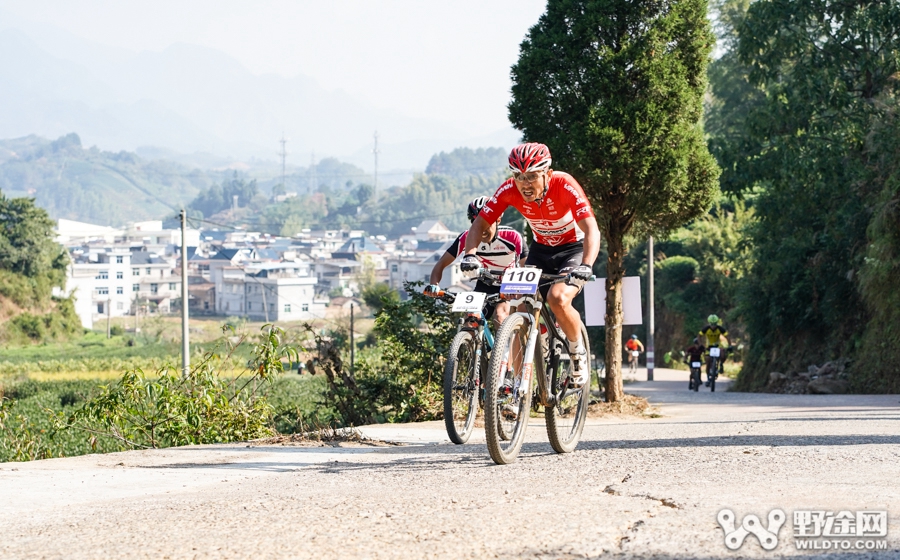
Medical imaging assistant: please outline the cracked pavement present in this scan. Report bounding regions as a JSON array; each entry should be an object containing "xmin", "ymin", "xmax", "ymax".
[{"xmin": 1, "ymin": 368, "xmax": 899, "ymax": 559}]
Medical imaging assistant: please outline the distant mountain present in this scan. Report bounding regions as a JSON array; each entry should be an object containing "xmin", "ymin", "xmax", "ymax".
[
  {"xmin": 0, "ymin": 24, "xmax": 521, "ymax": 171},
  {"xmin": 0, "ymin": 133, "xmax": 381, "ymax": 227},
  {"xmin": 0, "ymin": 133, "xmax": 214, "ymax": 226}
]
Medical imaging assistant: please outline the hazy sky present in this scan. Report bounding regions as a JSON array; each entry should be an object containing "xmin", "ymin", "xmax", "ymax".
[{"xmin": 1, "ymin": 0, "xmax": 548, "ymax": 136}]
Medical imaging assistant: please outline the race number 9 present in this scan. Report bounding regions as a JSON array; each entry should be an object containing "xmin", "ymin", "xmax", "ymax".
[{"xmin": 451, "ymin": 291, "xmax": 486, "ymax": 312}]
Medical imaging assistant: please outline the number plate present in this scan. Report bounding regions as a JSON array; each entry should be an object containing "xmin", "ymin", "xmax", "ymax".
[
  {"xmin": 500, "ymin": 267, "xmax": 540, "ymax": 295},
  {"xmin": 451, "ymin": 291, "xmax": 486, "ymax": 312},
  {"xmin": 632, "ymin": 351, "xmax": 640, "ymax": 357},
  {"xmin": 709, "ymin": 347, "xmax": 721, "ymax": 357},
  {"xmin": 691, "ymin": 361, "xmax": 702, "ymax": 368}
]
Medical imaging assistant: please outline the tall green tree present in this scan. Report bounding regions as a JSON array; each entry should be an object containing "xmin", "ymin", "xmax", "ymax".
[
  {"xmin": 509, "ymin": 0, "xmax": 720, "ymax": 400},
  {"xmin": 710, "ymin": 0, "xmax": 900, "ymax": 389}
]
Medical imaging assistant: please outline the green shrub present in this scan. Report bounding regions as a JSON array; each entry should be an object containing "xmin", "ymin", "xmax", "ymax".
[
  {"xmin": 304, "ymin": 281, "xmax": 453, "ymax": 427},
  {"xmin": 0, "ymin": 380, "xmax": 116, "ymax": 462},
  {"xmin": 57, "ymin": 326, "xmax": 298, "ymax": 449}
]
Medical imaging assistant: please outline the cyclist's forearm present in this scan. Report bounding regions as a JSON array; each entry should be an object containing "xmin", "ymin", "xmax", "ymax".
[
  {"xmin": 429, "ymin": 252, "xmax": 455, "ymax": 285},
  {"xmin": 429, "ymin": 266, "xmax": 443, "ymax": 285},
  {"xmin": 464, "ymin": 216, "xmax": 489, "ymax": 255},
  {"xmin": 578, "ymin": 217, "xmax": 601, "ymax": 266}
]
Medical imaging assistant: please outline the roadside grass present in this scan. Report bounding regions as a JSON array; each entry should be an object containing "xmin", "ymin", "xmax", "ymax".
[
  {"xmin": 0, "ymin": 373, "xmax": 331, "ymax": 462},
  {"xmin": 0, "ymin": 314, "xmax": 374, "ymax": 462}
]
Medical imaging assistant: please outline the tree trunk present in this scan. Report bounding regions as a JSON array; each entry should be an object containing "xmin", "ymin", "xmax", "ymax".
[{"xmin": 605, "ymin": 230, "xmax": 626, "ymax": 402}]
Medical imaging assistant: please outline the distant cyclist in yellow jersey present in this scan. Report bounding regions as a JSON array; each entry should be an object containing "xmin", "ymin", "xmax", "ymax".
[{"xmin": 699, "ymin": 314, "xmax": 729, "ymax": 386}]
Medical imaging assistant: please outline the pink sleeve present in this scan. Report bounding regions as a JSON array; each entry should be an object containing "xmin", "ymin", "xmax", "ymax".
[{"xmin": 499, "ymin": 229, "xmax": 524, "ymax": 256}]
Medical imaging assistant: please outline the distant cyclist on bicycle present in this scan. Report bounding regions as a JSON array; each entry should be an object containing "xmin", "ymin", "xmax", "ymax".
[
  {"xmin": 699, "ymin": 314, "xmax": 729, "ymax": 386},
  {"xmin": 424, "ymin": 196, "xmax": 527, "ymax": 327},
  {"xmin": 461, "ymin": 142, "xmax": 601, "ymax": 389},
  {"xmin": 684, "ymin": 337, "xmax": 706, "ymax": 389},
  {"xmin": 625, "ymin": 334, "xmax": 644, "ymax": 370}
]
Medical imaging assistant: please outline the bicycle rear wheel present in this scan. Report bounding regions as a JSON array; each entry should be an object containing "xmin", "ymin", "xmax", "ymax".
[
  {"xmin": 546, "ymin": 322, "xmax": 591, "ymax": 454},
  {"xmin": 484, "ymin": 313, "xmax": 533, "ymax": 465},
  {"xmin": 443, "ymin": 330, "xmax": 480, "ymax": 444}
]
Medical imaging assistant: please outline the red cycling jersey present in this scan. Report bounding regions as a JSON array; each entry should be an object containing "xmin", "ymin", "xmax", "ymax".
[{"xmin": 478, "ymin": 171, "xmax": 594, "ymax": 247}]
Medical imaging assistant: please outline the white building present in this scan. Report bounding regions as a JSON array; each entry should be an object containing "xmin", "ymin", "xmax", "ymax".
[
  {"xmin": 66, "ymin": 247, "xmax": 177, "ymax": 329},
  {"xmin": 123, "ymin": 221, "xmax": 201, "ymax": 251},
  {"xmin": 56, "ymin": 219, "xmax": 122, "ymax": 245},
  {"xmin": 387, "ymin": 248, "xmax": 464, "ymax": 292},
  {"xmin": 313, "ymin": 259, "xmax": 362, "ymax": 294},
  {"xmin": 245, "ymin": 274, "xmax": 324, "ymax": 322},
  {"xmin": 246, "ymin": 261, "xmax": 326, "ymax": 321},
  {"xmin": 413, "ymin": 219, "xmax": 456, "ymax": 242}
]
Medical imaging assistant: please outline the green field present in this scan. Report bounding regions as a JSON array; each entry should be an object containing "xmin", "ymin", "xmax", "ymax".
[{"xmin": 0, "ymin": 327, "xmax": 333, "ymax": 463}]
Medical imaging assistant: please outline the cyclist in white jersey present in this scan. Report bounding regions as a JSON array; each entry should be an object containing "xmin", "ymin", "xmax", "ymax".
[{"xmin": 425, "ymin": 196, "xmax": 527, "ymax": 326}]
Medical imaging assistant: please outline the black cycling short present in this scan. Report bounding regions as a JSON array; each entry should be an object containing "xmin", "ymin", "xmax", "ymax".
[
  {"xmin": 474, "ymin": 280, "xmax": 500, "ymax": 320},
  {"xmin": 524, "ymin": 241, "xmax": 584, "ymax": 299}
]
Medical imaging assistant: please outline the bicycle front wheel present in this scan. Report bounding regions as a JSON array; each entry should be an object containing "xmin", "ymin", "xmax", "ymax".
[
  {"xmin": 443, "ymin": 330, "xmax": 480, "ymax": 444},
  {"xmin": 546, "ymin": 322, "xmax": 591, "ymax": 454},
  {"xmin": 484, "ymin": 313, "xmax": 533, "ymax": 465}
]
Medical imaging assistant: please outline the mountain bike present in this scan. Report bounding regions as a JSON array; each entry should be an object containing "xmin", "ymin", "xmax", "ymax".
[
  {"xmin": 428, "ymin": 287, "xmax": 503, "ymax": 444},
  {"xmin": 687, "ymin": 357, "xmax": 703, "ymax": 392},
  {"xmin": 483, "ymin": 268, "xmax": 592, "ymax": 465},
  {"xmin": 705, "ymin": 345, "xmax": 733, "ymax": 392},
  {"xmin": 627, "ymin": 350, "xmax": 640, "ymax": 376}
]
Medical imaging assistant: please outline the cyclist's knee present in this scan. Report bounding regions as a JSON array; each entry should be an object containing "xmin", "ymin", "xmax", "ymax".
[
  {"xmin": 493, "ymin": 303, "xmax": 509, "ymax": 325},
  {"xmin": 546, "ymin": 286, "xmax": 574, "ymax": 310}
]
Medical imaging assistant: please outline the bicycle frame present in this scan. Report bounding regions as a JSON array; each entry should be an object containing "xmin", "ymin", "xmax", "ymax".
[{"xmin": 499, "ymin": 274, "xmax": 586, "ymax": 408}]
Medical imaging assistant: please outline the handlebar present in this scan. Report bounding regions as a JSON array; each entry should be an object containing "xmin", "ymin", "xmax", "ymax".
[{"xmin": 424, "ymin": 288, "xmax": 503, "ymax": 306}]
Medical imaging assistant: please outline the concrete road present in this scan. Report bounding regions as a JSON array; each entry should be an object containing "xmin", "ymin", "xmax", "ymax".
[{"xmin": 1, "ymin": 368, "xmax": 899, "ymax": 559}]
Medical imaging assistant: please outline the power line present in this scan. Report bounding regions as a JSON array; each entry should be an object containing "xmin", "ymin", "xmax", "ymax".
[{"xmin": 188, "ymin": 208, "xmax": 467, "ymax": 236}]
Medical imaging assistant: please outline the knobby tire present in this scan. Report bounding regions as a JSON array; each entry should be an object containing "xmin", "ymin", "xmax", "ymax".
[
  {"xmin": 443, "ymin": 330, "xmax": 479, "ymax": 444},
  {"xmin": 545, "ymin": 321, "xmax": 591, "ymax": 454},
  {"xmin": 484, "ymin": 313, "xmax": 533, "ymax": 465}
]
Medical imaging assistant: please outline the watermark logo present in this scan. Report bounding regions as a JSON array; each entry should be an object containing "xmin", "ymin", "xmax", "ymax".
[
  {"xmin": 793, "ymin": 510, "xmax": 887, "ymax": 551},
  {"xmin": 718, "ymin": 508, "xmax": 786, "ymax": 551},
  {"xmin": 718, "ymin": 508, "xmax": 889, "ymax": 551}
]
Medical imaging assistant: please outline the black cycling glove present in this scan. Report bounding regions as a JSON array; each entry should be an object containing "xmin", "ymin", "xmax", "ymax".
[
  {"xmin": 569, "ymin": 264, "xmax": 593, "ymax": 281},
  {"xmin": 460, "ymin": 255, "xmax": 481, "ymax": 272}
]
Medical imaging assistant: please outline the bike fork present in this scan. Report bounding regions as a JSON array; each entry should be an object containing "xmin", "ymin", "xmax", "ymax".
[{"xmin": 498, "ymin": 311, "xmax": 539, "ymax": 402}]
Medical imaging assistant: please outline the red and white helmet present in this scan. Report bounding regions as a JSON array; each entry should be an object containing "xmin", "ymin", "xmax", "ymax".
[{"xmin": 508, "ymin": 142, "xmax": 552, "ymax": 173}]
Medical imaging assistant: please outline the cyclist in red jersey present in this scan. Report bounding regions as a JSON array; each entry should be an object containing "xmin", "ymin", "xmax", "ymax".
[{"xmin": 460, "ymin": 143, "xmax": 601, "ymax": 388}]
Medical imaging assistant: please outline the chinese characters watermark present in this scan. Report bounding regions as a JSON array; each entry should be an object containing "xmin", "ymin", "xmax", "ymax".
[{"xmin": 718, "ymin": 509, "xmax": 889, "ymax": 551}]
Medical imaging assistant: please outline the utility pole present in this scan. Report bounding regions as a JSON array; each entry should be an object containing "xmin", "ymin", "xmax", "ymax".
[
  {"xmin": 309, "ymin": 151, "xmax": 317, "ymax": 194},
  {"xmin": 647, "ymin": 236, "xmax": 655, "ymax": 381},
  {"xmin": 372, "ymin": 131, "xmax": 379, "ymax": 200},
  {"xmin": 181, "ymin": 210, "xmax": 190, "ymax": 377},
  {"xmin": 278, "ymin": 133, "xmax": 289, "ymax": 192},
  {"xmin": 260, "ymin": 280, "xmax": 269, "ymax": 323},
  {"xmin": 106, "ymin": 297, "xmax": 111, "ymax": 339},
  {"xmin": 350, "ymin": 303, "xmax": 355, "ymax": 377}
]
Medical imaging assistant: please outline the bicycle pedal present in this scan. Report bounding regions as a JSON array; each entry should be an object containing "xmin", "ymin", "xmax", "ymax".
[{"xmin": 500, "ymin": 405, "xmax": 518, "ymax": 421}]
